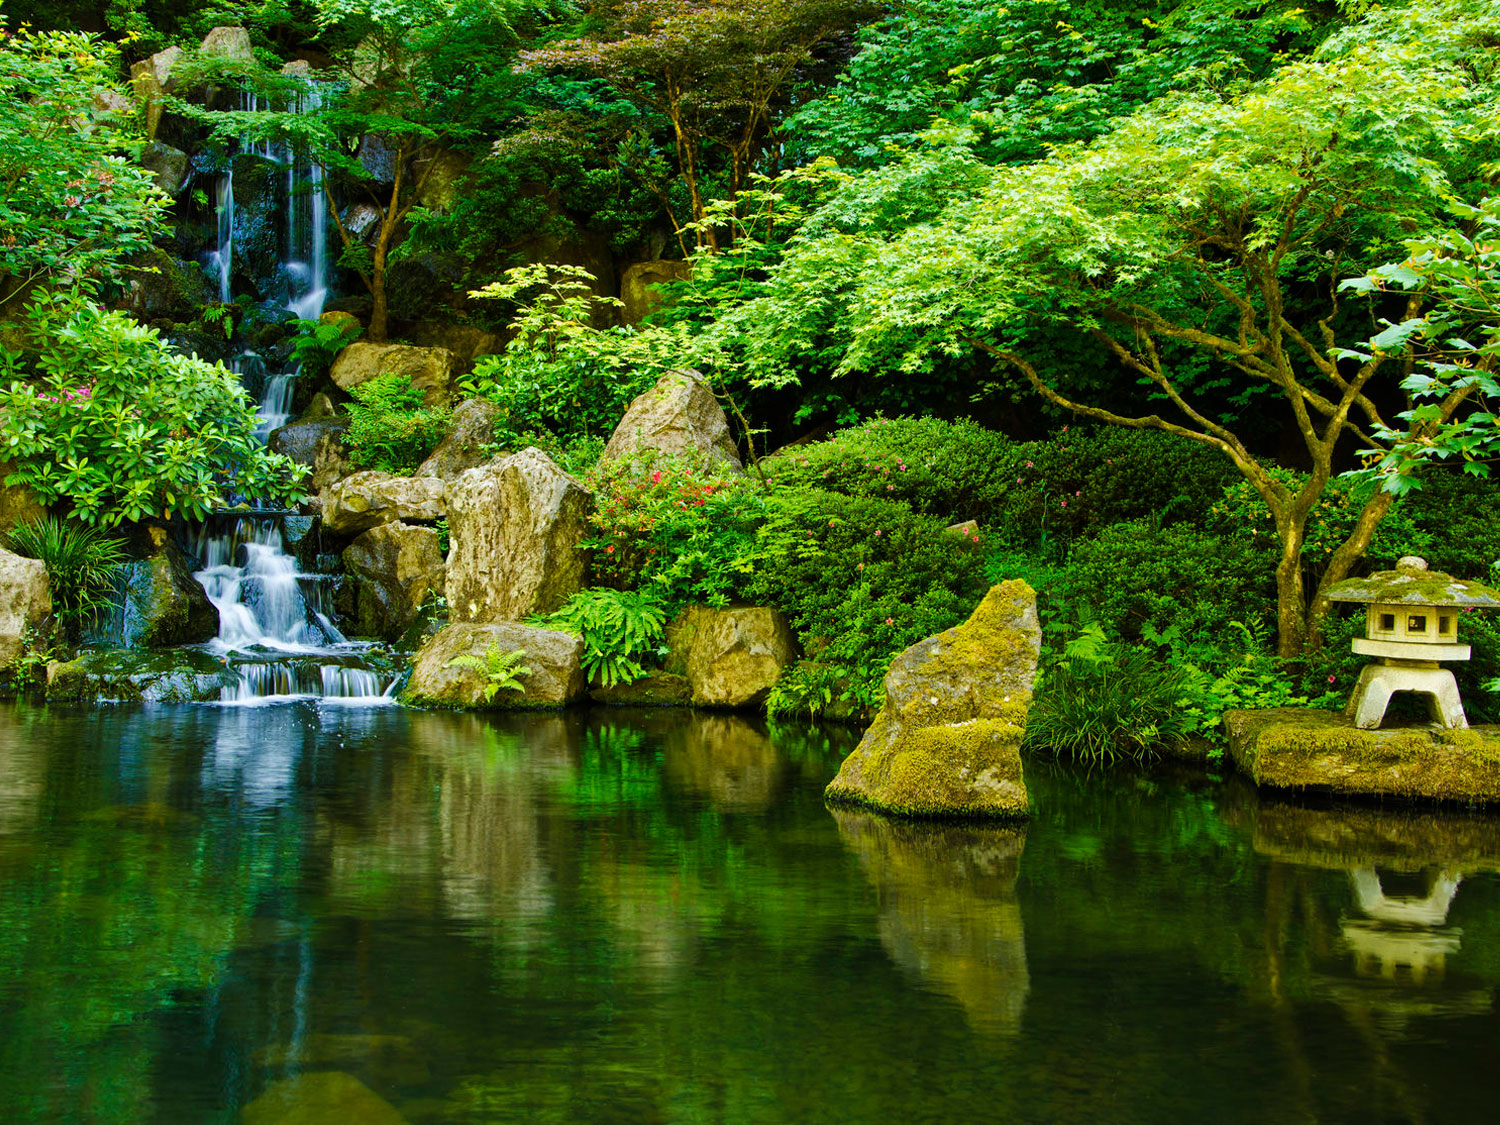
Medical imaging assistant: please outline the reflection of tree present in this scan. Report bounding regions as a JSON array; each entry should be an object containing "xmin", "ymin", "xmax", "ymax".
[{"xmin": 832, "ymin": 808, "xmax": 1029, "ymax": 1037}]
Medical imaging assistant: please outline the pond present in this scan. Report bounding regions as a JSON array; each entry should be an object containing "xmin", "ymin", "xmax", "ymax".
[{"xmin": 1, "ymin": 702, "xmax": 1498, "ymax": 1124}]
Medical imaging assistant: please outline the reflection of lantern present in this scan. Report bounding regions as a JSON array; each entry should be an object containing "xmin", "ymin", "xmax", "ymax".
[{"xmin": 1325, "ymin": 556, "xmax": 1500, "ymax": 729}]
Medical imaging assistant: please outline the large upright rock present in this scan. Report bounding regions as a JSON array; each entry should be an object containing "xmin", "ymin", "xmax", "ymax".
[
  {"xmin": 199, "ymin": 26, "xmax": 255, "ymax": 63},
  {"xmin": 446, "ymin": 448, "xmax": 590, "ymax": 623},
  {"xmin": 620, "ymin": 259, "xmax": 693, "ymax": 325},
  {"xmin": 0, "ymin": 548, "xmax": 51, "ymax": 665},
  {"xmin": 826, "ymin": 581, "xmax": 1041, "ymax": 819},
  {"xmin": 320, "ymin": 471, "xmax": 446, "ymax": 536},
  {"xmin": 330, "ymin": 341, "xmax": 457, "ymax": 406},
  {"xmin": 599, "ymin": 370, "xmax": 742, "ymax": 472},
  {"xmin": 416, "ymin": 398, "xmax": 498, "ymax": 479},
  {"xmin": 119, "ymin": 524, "xmax": 219, "ymax": 647},
  {"xmin": 129, "ymin": 47, "xmax": 183, "ymax": 140},
  {"xmin": 665, "ymin": 605, "xmax": 796, "ymax": 709},
  {"xmin": 342, "ymin": 522, "xmax": 444, "ymax": 641},
  {"xmin": 403, "ymin": 622, "xmax": 586, "ymax": 709}
]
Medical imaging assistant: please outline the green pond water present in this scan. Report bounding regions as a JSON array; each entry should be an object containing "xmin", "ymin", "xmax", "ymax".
[{"xmin": 1, "ymin": 701, "xmax": 1498, "ymax": 1124}]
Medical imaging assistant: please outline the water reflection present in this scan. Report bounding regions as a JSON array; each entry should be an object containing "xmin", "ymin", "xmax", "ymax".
[{"xmin": 832, "ymin": 808, "xmax": 1030, "ymax": 1037}]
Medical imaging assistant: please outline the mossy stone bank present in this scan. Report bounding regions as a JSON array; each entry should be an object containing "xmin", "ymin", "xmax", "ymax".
[
  {"xmin": 825, "ymin": 580, "xmax": 1040, "ymax": 819},
  {"xmin": 1226, "ymin": 707, "xmax": 1500, "ymax": 804}
]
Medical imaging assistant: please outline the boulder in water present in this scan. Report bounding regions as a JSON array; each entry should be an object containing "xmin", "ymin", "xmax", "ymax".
[
  {"xmin": 342, "ymin": 522, "xmax": 444, "ymax": 641},
  {"xmin": 825, "ymin": 581, "xmax": 1040, "ymax": 819},
  {"xmin": 599, "ymin": 370, "xmax": 742, "ymax": 472},
  {"xmin": 415, "ymin": 398, "xmax": 498, "ymax": 479},
  {"xmin": 46, "ymin": 648, "xmax": 239, "ymax": 703},
  {"xmin": 320, "ymin": 471, "xmax": 446, "ymax": 537},
  {"xmin": 330, "ymin": 341, "xmax": 457, "ymax": 407},
  {"xmin": 403, "ymin": 622, "xmax": 586, "ymax": 709},
  {"xmin": 664, "ymin": 605, "xmax": 796, "ymax": 709},
  {"xmin": 0, "ymin": 547, "xmax": 51, "ymax": 666},
  {"xmin": 119, "ymin": 524, "xmax": 219, "ymax": 647},
  {"xmin": 445, "ymin": 448, "xmax": 590, "ymax": 624}
]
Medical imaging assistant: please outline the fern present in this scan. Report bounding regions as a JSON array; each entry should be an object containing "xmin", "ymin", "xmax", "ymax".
[
  {"xmin": 530, "ymin": 587, "xmax": 667, "ymax": 688},
  {"xmin": 447, "ymin": 644, "xmax": 532, "ymax": 702}
]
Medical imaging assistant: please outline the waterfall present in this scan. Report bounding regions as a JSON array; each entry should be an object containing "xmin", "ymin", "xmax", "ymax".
[{"xmin": 182, "ymin": 79, "xmax": 394, "ymax": 705}]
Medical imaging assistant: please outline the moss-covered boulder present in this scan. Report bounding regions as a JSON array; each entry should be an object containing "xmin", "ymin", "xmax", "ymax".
[
  {"xmin": 1225, "ymin": 707, "xmax": 1500, "ymax": 804},
  {"xmin": 825, "ymin": 581, "xmax": 1039, "ymax": 819},
  {"xmin": 45, "ymin": 648, "xmax": 239, "ymax": 703},
  {"xmin": 239, "ymin": 1071, "xmax": 408, "ymax": 1125},
  {"xmin": 119, "ymin": 524, "xmax": 218, "ymax": 647},
  {"xmin": 329, "ymin": 341, "xmax": 457, "ymax": 407},
  {"xmin": 403, "ymin": 622, "xmax": 585, "ymax": 709}
]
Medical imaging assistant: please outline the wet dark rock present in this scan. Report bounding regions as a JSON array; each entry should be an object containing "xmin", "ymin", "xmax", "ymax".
[
  {"xmin": 45, "ymin": 648, "xmax": 238, "ymax": 704},
  {"xmin": 117, "ymin": 525, "xmax": 218, "ymax": 647},
  {"xmin": 343, "ymin": 522, "xmax": 445, "ymax": 642}
]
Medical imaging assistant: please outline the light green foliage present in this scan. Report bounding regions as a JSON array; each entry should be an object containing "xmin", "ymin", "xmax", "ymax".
[
  {"xmin": 1339, "ymin": 195, "xmax": 1500, "ymax": 495},
  {"xmin": 0, "ymin": 22, "xmax": 167, "ymax": 309},
  {"xmin": 531, "ymin": 587, "xmax": 667, "ymax": 687},
  {"xmin": 584, "ymin": 452, "xmax": 766, "ymax": 610},
  {"xmin": 286, "ymin": 316, "xmax": 361, "ymax": 379},
  {"xmin": 788, "ymin": 0, "xmax": 1328, "ymax": 168},
  {"xmin": 2, "ymin": 625, "xmax": 63, "ymax": 688},
  {"xmin": 344, "ymin": 373, "xmax": 450, "ymax": 474},
  {"xmin": 0, "ymin": 294, "xmax": 307, "ymax": 524},
  {"xmin": 446, "ymin": 643, "xmax": 531, "ymax": 701},
  {"xmin": 4, "ymin": 517, "xmax": 125, "ymax": 625}
]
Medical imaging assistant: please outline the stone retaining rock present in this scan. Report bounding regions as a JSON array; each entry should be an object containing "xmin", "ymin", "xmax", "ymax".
[
  {"xmin": 0, "ymin": 548, "xmax": 51, "ymax": 666},
  {"xmin": 330, "ymin": 341, "xmax": 457, "ymax": 406},
  {"xmin": 589, "ymin": 671, "xmax": 693, "ymax": 707},
  {"xmin": 416, "ymin": 398, "xmax": 499, "ymax": 479},
  {"xmin": 320, "ymin": 471, "xmax": 446, "ymax": 536},
  {"xmin": 599, "ymin": 370, "xmax": 742, "ymax": 472},
  {"xmin": 825, "ymin": 581, "xmax": 1040, "ymax": 819},
  {"xmin": 665, "ymin": 605, "xmax": 796, "ymax": 709},
  {"xmin": 342, "ymin": 522, "xmax": 444, "ymax": 641},
  {"xmin": 403, "ymin": 622, "xmax": 586, "ymax": 709},
  {"xmin": 1225, "ymin": 706, "xmax": 1500, "ymax": 804},
  {"xmin": 445, "ymin": 449, "xmax": 589, "ymax": 624}
]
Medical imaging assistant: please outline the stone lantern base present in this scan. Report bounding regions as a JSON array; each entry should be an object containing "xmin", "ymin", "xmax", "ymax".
[{"xmin": 1345, "ymin": 659, "xmax": 1467, "ymax": 730}]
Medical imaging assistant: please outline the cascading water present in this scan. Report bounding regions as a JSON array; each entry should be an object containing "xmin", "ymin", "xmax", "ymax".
[{"xmin": 187, "ymin": 79, "xmax": 395, "ymax": 705}]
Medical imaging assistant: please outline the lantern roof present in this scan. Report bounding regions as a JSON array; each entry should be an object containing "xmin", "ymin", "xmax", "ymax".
[{"xmin": 1325, "ymin": 557, "xmax": 1500, "ymax": 608}]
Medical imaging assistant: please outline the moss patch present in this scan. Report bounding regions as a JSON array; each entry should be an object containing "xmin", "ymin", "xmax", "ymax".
[{"xmin": 1226, "ymin": 706, "xmax": 1500, "ymax": 804}]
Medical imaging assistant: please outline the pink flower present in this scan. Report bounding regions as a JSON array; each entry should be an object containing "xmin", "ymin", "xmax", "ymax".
[
  {"xmin": 1060, "ymin": 500, "xmax": 1068, "ymax": 507},
  {"xmin": 606, "ymin": 545, "xmax": 615, "ymax": 554},
  {"xmin": 1327, "ymin": 674, "xmax": 1336, "ymax": 683},
  {"xmin": 1025, "ymin": 460, "xmax": 1033, "ymax": 468},
  {"xmin": 887, "ymin": 484, "xmax": 894, "ymax": 490},
  {"xmin": 884, "ymin": 617, "xmax": 893, "ymax": 625},
  {"xmin": 1075, "ymin": 490, "xmax": 1081, "ymax": 497},
  {"xmin": 651, "ymin": 470, "xmax": 663, "ymax": 483},
  {"xmin": 874, "ymin": 529, "xmax": 882, "ymax": 536},
  {"xmin": 857, "ymin": 563, "xmax": 865, "ymax": 571}
]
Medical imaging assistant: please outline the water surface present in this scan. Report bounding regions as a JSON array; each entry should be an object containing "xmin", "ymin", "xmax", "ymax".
[{"xmin": 1, "ymin": 703, "xmax": 1497, "ymax": 1123}]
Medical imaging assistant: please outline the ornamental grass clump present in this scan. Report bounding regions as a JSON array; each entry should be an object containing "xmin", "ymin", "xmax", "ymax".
[
  {"xmin": 1024, "ymin": 643, "xmax": 1192, "ymax": 765},
  {"xmin": 4, "ymin": 516, "xmax": 125, "ymax": 624}
]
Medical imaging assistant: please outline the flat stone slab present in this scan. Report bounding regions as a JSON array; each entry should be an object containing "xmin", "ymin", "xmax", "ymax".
[{"xmin": 1225, "ymin": 707, "xmax": 1500, "ymax": 804}]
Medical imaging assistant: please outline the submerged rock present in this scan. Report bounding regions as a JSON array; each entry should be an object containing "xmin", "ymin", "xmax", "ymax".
[
  {"xmin": 320, "ymin": 471, "xmax": 446, "ymax": 537},
  {"xmin": 342, "ymin": 522, "xmax": 444, "ymax": 641},
  {"xmin": 416, "ymin": 398, "xmax": 499, "ymax": 479},
  {"xmin": 239, "ymin": 1071, "xmax": 408, "ymax": 1125},
  {"xmin": 330, "ymin": 341, "xmax": 457, "ymax": 407},
  {"xmin": 119, "ymin": 525, "xmax": 218, "ymax": 647},
  {"xmin": 403, "ymin": 622, "xmax": 586, "ymax": 709},
  {"xmin": 1226, "ymin": 707, "xmax": 1500, "ymax": 804},
  {"xmin": 445, "ymin": 449, "xmax": 590, "ymax": 624},
  {"xmin": 665, "ymin": 605, "xmax": 796, "ymax": 709},
  {"xmin": 599, "ymin": 369, "xmax": 742, "ymax": 472},
  {"xmin": 0, "ymin": 547, "xmax": 51, "ymax": 665},
  {"xmin": 46, "ymin": 648, "xmax": 238, "ymax": 703},
  {"xmin": 825, "ymin": 581, "xmax": 1040, "ymax": 819}
]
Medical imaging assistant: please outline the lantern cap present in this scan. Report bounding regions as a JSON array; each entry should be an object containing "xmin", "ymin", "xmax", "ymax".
[{"xmin": 1325, "ymin": 556, "xmax": 1500, "ymax": 608}]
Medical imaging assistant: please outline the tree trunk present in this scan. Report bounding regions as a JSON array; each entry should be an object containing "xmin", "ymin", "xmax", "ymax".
[{"xmin": 1273, "ymin": 515, "xmax": 1309, "ymax": 659}]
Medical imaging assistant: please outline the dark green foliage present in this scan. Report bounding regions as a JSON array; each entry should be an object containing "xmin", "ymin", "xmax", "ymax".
[
  {"xmin": 286, "ymin": 316, "xmax": 361, "ymax": 380},
  {"xmin": 344, "ymin": 374, "xmax": 450, "ymax": 474},
  {"xmin": 1024, "ymin": 645, "xmax": 1191, "ymax": 765},
  {"xmin": 4, "ymin": 517, "xmax": 125, "ymax": 624},
  {"xmin": 748, "ymin": 488, "xmax": 988, "ymax": 715},
  {"xmin": 1404, "ymin": 472, "xmax": 1500, "ymax": 580},
  {"xmin": 1062, "ymin": 521, "xmax": 1273, "ymax": 643},
  {"xmin": 532, "ymin": 587, "xmax": 668, "ymax": 687}
]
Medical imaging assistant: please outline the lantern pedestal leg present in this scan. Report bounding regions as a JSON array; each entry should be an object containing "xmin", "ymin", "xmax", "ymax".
[{"xmin": 1344, "ymin": 660, "xmax": 1468, "ymax": 730}]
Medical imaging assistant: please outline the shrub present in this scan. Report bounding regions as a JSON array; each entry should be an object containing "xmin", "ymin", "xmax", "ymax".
[
  {"xmin": 748, "ymin": 487, "xmax": 988, "ymax": 716},
  {"xmin": 287, "ymin": 316, "xmax": 361, "ymax": 379},
  {"xmin": 0, "ymin": 295, "xmax": 306, "ymax": 523},
  {"xmin": 531, "ymin": 587, "xmax": 668, "ymax": 687},
  {"xmin": 344, "ymin": 374, "xmax": 451, "ymax": 474},
  {"xmin": 583, "ymin": 453, "xmax": 767, "ymax": 610},
  {"xmin": 1060, "ymin": 520, "xmax": 1273, "ymax": 643},
  {"xmin": 1402, "ymin": 471, "xmax": 1500, "ymax": 579},
  {"xmin": 4, "ymin": 516, "xmax": 125, "ymax": 624}
]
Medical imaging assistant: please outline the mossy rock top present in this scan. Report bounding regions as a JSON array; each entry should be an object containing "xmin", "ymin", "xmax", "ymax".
[{"xmin": 1325, "ymin": 557, "xmax": 1500, "ymax": 608}]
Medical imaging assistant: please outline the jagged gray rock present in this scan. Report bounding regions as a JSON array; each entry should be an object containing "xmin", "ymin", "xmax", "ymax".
[
  {"xmin": 599, "ymin": 370, "xmax": 742, "ymax": 472},
  {"xmin": 342, "ymin": 522, "xmax": 444, "ymax": 641},
  {"xmin": 403, "ymin": 622, "xmax": 586, "ymax": 709},
  {"xmin": 320, "ymin": 471, "xmax": 446, "ymax": 537}
]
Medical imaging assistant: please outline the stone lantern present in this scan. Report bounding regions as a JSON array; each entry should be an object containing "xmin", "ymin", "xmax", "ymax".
[{"xmin": 1325, "ymin": 556, "xmax": 1500, "ymax": 730}]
